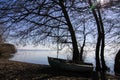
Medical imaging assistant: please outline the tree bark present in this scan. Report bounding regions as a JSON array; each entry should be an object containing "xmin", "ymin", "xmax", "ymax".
[
  {"xmin": 89, "ymin": 0, "xmax": 108, "ymax": 79},
  {"xmin": 79, "ymin": 32, "xmax": 86, "ymax": 62},
  {"xmin": 59, "ymin": 0, "xmax": 80, "ymax": 63},
  {"xmin": 97, "ymin": 8, "xmax": 108, "ymax": 71},
  {"xmin": 79, "ymin": 40, "xmax": 85, "ymax": 62},
  {"xmin": 88, "ymin": 0, "xmax": 102, "ymax": 71},
  {"xmin": 89, "ymin": 0, "xmax": 108, "ymax": 72}
]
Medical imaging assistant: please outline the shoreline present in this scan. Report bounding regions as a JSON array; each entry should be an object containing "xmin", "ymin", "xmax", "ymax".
[
  {"xmin": 0, "ymin": 43, "xmax": 118, "ymax": 80},
  {"xmin": 0, "ymin": 58, "xmax": 120, "ymax": 80},
  {"xmin": 0, "ymin": 59, "xmax": 91, "ymax": 80}
]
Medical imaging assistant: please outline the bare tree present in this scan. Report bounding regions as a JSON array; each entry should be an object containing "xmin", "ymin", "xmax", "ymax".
[
  {"xmin": 87, "ymin": 0, "xmax": 120, "ymax": 79},
  {"xmin": 0, "ymin": 0, "xmax": 83, "ymax": 63},
  {"xmin": 0, "ymin": 0, "xmax": 119, "ymax": 66}
]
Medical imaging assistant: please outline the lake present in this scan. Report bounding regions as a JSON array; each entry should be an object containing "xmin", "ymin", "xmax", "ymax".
[{"xmin": 10, "ymin": 49, "xmax": 116, "ymax": 75}]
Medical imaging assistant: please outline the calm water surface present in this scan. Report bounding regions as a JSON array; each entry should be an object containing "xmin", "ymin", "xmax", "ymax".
[
  {"xmin": 10, "ymin": 49, "xmax": 67, "ymax": 65},
  {"xmin": 10, "ymin": 49, "xmax": 116, "ymax": 75}
]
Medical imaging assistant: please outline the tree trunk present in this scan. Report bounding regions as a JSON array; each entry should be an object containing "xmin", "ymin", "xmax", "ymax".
[
  {"xmin": 88, "ymin": 0, "xmax": 108, "ymax": 72},
  {"xmin": 79, "ymin": 33, "xmax": 86, "ymax": 62},
  {"xmin": 97, "ymin": 8, "xmax": 108, "ymax": 71},
  {"xmin": 88, "ymin": 0, "xmax": 102, "ymax": 71},
  {"xmin": 59, "ymin": 0, "xmax": 80, "ymax": 63},
  {"xmin": 114, "ymin": 50, "xmax": 120, "ymax": 75},
  {"xmin": 79, "ymin": 43, "xmax": 84, "ymax": 62},
  {"xmin": 89, "ymin": 0, "xmax": 108, "ymax": 79},
  {"xmin": 79, "ymin": 21, "xmax": 86, "ymax": 62}
]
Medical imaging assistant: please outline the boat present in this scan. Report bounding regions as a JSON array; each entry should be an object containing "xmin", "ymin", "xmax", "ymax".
[{"xmin": 48, "ymin": 57, "xmax": 93, "ymax": 72}]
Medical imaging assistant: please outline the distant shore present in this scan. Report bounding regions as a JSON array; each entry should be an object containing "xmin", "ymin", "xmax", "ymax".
[{"xmin": 0, "ymin": 56, "xmax": 120, "ymax": 80}]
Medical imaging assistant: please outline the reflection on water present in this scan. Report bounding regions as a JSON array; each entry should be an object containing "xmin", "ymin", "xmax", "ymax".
[{"xmin": 10, "ymin": 49, "xmax": 116, "ymax": 75}]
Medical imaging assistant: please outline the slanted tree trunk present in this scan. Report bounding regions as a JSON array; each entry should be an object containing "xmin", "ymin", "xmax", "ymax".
[{"xmin": 59, "ymin": 0, "xmax": 80, "ymax": 63}]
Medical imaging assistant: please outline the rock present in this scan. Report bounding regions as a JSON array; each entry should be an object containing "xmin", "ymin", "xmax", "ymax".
[
  {"xmin": 114, "ymin": 50, "xmax": 120, "ymax": 76},
  {"xmin": 0, "ymin": 43, "xmax": 17, "ymax": 55}
]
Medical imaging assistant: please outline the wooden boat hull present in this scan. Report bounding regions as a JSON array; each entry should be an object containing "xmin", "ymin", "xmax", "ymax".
[{"xmin": 48, "ymin": 57, "xmax": 93, "ymax": 72}]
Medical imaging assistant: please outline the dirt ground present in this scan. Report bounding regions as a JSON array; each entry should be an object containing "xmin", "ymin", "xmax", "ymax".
[
  {"xmin": 0, "ymin": 53, "xmax": 120, "ymax": 80},
  {"xmin": 0, "ymin": 59, "xmax": 93, "ymax": 80}
]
